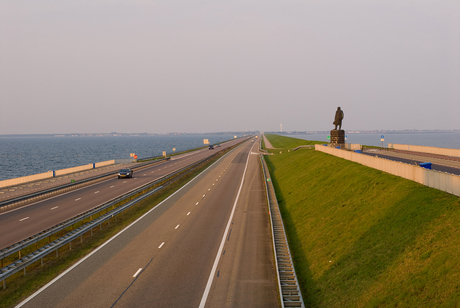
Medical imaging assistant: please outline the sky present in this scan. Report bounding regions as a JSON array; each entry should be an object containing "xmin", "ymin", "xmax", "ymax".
[{"xmin": 1, "ymin": 1, "xmax": 459, "ymax": 134}]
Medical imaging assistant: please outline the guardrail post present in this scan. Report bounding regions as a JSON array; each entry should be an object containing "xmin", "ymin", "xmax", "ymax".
[
  {"xmin": 3, "ymin": 279, "xmax": 5, "ymax": 290},
  {"xmin": 56, "ymin": 249, "xmax": 59, "ymax": 257},
  {"xmin": 18, "ymin": 250, "xmax": 21, "ymax": 259},
  {"xmin": 80, "ymin": 235, "xmax": 83, "ymax": 243},
  {"xmin": 69, "ymin": 241, "xmax": 72, "ymax": 250}
]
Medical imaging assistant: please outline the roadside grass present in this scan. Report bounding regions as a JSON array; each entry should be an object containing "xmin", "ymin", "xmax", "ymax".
[
  {"xmin": 264, "ymin": 133, "xmax": 325, "ymax": 149},
  {"xmin": 265, "ymin": 135, "xmax": 460, "ymax": 307},
  {"xmin": 0, "ymin": 152, "xmax": 227, "ymax": 308}
]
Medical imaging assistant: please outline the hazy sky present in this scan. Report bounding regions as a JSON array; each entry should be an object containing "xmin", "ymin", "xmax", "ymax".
[{"xmin": 1, "ymin": 1, "xmax": 459, "ymax": 134}]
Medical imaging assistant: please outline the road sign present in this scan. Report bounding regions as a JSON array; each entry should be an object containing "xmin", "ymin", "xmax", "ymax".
[
  {"xmin": 162, "ymin": 151, "xmax": 166, "ymax": 157},
  {"xmin": 134, "ymin": 155, "xmax": 138, "ymax": 159},
  {"xmin": 380, "ymin": 138, "xmax": 384, "ymax": 142},
  {"xmin": 327, "ymin": 136, "xmax": 330, "ymax": 140},
  {"xmin": 203, "ymin": 139, "xmax": 209, "ymax": 145},
  {"xmin": 381, "ymin": 135, "xmax": 384, "ymax": 138},
  {"xmin": 173, "ymin": 148, "xmax": 176, "ymax": 152}
]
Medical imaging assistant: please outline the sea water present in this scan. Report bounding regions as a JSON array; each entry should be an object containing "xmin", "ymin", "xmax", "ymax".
[
  {"xmin": 281, "ymin": 132, "xmax": 460, "ymax": 149},
  {"xmin": 0, "ymin": 135, "xmax": 234, "ymax": 181}
]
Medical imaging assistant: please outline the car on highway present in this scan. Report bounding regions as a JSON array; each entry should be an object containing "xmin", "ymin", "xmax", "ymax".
[
  {"xmin": 118, "ymin": 168, "xmax": 133, "ymax": 179},
  {"xmin": 209, "ymin": 145, "xmax": 214, "ymax": 149}
]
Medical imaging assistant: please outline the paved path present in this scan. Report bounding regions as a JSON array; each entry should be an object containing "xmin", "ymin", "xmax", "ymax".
[{"xmin": 263, "ymin": 135, "xmax": 275, "ymax": 149}]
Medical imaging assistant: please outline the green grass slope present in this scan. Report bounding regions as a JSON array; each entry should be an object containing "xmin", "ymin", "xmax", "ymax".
[
  {"xmin": 265, "ymin": 135, "xmax": 460, "ymax": 308},
  {"xmin": 264, "ymin": 133, "xmax": 325, "ymax": 148}
]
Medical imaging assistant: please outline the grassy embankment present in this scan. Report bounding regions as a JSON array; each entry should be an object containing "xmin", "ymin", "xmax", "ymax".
[{"xmin": 265, "ymin": 134, "xmax": 460, "ymax": 307}]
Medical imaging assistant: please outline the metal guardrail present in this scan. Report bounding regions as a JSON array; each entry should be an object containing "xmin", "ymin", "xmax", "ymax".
[
  {"xmin": 0, "ymin": 185, "xmax": 163, "ymax": 288},
  {"xmin": 0, "ymin": 157, "xmax": 170, "ymax": 211},
  {"xmin": 0, "ymin": 155, "xmax": 210, "ymax": 262},
  {"xmin": 260, "ymin": 154, "xmax": 304, "ymax": 308},
  {"xmin": 0, "ymin": 142, "xmax": 244, "ymax": 288}
]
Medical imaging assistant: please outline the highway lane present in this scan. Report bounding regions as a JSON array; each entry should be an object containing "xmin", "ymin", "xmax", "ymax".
[
  {"xmin": 17, "ymin": 137, "xmax": 280, "ymax": 307},
  {"xmin": 0, "ymin": 138, "xmax": 247, "ymax": 250}
]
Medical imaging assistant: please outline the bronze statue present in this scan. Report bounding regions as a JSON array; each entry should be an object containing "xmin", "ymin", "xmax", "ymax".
[{"xmin": 333, "ymin": 107, "xmax": 344, "ymax": 130}]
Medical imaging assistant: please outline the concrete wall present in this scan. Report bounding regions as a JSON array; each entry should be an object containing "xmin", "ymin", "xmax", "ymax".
[
  {"xmin": 0, "ymin": 159, "xmax": 120, "ymax": 189},
  {"xmin": 343, "ymin": 143, "xmax": 362, "ymax": 151},
  {"xmin": 54, "ymin": 163, "xmax": 95, "ymax": 176},
  {"xmin": 389, "ymin": 143, "xmax": 460, "ymax": 158},
  {"xmin": 95, "ymin": 160, "xmax": 115, "ymax": 168},
  {"xmin": 315, "ymin": 144, "xmax": 460, "ymax": 197},
  {"xmin": 0, "ymin": 171, "xmax": 54, "ymax": 189}
]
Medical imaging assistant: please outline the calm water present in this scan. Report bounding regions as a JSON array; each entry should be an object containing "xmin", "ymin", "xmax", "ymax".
[
  {"xmin": 280, "ymin": 132, "xmax": 460, "ymax": 149},
  {"xmin": 0, "ymin": 135, "xmax": 234, "ymax": 181}
]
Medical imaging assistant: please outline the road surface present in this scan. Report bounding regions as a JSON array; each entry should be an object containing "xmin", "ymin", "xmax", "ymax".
[
  {"xmin": 17, "ymin": 137, "xmax": 280, "ymax": 308},
  {"xmin": 0, "ymin": 139, "xmax": 246, "ymax": 249}
]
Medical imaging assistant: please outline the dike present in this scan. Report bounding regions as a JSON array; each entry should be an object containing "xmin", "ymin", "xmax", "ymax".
[{"xmin": 264, "ymin": 133, "xmax": 460, "ymax": 308}]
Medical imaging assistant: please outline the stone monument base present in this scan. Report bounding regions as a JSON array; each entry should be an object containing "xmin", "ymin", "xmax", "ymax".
[{"xmin": 330, "ymin": 130, "xmax": 345, "ymax": 147}]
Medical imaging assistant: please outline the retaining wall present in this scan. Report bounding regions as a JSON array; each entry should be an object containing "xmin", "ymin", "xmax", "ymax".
[
  {"xmin": 389, "ymin": 144, "xmax": 460, "ymax": 158},
  {"xmin": 1, "ymin": 159, "xmax": 122, "ymax": 189},
  {"xmin": 315, "ymin": 144, "xmax": 460, "ymax": 197}
]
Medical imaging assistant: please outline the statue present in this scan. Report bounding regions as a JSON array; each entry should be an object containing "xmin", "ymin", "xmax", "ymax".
[{"xmin": 333, "ymin": 107, "xmax": 344, "ymax": 130}]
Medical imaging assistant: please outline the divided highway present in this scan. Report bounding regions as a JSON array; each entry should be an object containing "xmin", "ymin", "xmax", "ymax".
[
  {"xmin": 0, "ymin": 139, "xmax": 245, "ymax": 250},
  {"xmin": 16, "ymin": 137, "xmax": 280, "ymax": 307}
]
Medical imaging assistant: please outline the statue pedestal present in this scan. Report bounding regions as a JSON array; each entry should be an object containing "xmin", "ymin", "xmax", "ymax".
[{"xmin": 330, "ymin": 130, "xmax": 345, "ymax": 147}]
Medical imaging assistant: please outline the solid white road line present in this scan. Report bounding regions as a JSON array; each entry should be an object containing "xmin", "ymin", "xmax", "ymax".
[
  {"xmin": 199, "ymin": 141, "xmax": 255, "ymax": 308},
  {"xmin": 19, "ymin": 217, "xmax": 29, "ymax": 222},
  {"xmin": 158, "ymin": 242, "xmax": 165, "ymax": 248},
  {"xmin": 15, "ymin": 139, "xmax": 244, "ymax": 308},
  {"xmin": 133, "ymin": 268, "xmax": 142, "ymax": 278}
]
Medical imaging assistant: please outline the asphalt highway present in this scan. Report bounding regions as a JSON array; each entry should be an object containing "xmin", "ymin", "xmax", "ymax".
[
  {"xmin": 17, "ymin": 137, "xmax": 279, "ymax": 308},
  {"xmin": 0, "ymin": 138, "xmax": 246, "ymax": 250}
]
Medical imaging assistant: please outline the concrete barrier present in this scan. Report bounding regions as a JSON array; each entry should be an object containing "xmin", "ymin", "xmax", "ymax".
[
  {"xmin": 0, "ymin": 171, "xmax": 54, "ymax": 189},
  {"xmin": 389, "ymin": 144, "xmax": 460, "ymax": 158},
  {"xmin": 1, "ymin": 159, "xmax": 121, "ymax": 189},
  {"xmin": 95, "ymin": 160, "xmax": 115, "ymax": 168},
  {"xmin": 315, "ymin": 144, "xmax": 460, "ymax": 197}
]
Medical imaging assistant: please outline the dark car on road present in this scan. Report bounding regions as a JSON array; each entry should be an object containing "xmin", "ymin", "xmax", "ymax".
[
  {"xmin": 209, "ymin": 145, "xmax": 214, "ymax": 149},
  {"xmin": 118, "ymin": 168, "xmax": 133, "ymax": 179}
]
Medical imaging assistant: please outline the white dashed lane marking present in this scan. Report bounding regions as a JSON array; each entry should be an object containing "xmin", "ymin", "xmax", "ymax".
[
  {"xmin": 51, "ymin": 206, "xmax": 58, "ymax": 210},
  {"xmin": 133, "ymin": 268, "xmax": 142, "ymax": 278},
  {"xmin": 19, "ymin": 217, "xmax": 29, "ymax": 222},
  {"xmin": 75, "ymin": 198, "xmax": 81, "ymax": 201},
  {"xmin": 158, "ymin": 242, "xmax": 165, "ymax": 249},
  {"xmin": 175, "ymin": 225, "xmax": 180, "ymax": 229}
]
